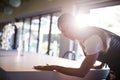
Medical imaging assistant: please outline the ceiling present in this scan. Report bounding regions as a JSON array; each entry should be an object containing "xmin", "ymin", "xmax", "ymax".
[
  {"xmin": 0, "ymin": 0, "xmax": 29, "ymax": 15},
  {"xmin": 76, "ymin": 0, "xmax": 120, "ymax": 10},
  {"xmin": 1, "ymin": 0, "xmax": 120, "ymax": 15}
]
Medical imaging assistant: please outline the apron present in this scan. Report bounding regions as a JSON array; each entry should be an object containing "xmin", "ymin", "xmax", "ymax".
[{"xmin": 97, "ymin": 34, "xmax": 120, "ymax": 80}]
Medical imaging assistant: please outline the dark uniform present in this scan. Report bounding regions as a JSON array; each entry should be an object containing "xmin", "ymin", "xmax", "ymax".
[
  {"xmin": 83, "ymin": 27, "xmax": 120, "ymax": 80},
  {"xmin": 98, "ymin": 33, "xmax": 120, "ymax": 80}
]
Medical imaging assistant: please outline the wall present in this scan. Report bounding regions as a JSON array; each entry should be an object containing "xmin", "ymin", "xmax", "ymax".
[{"xmin": 0, "ymin": 0, "xmax": 75, "ymax": 21}]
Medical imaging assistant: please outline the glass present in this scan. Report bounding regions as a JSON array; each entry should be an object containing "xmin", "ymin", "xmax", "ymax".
[
  {"xmin": 15, "ymin": 21, "xmax": 24, "ymax": 55},
  {"xmin": 90, "ymin": 5, "xmax": 120, "ymax": 35},
  {"xmin": 38, "ymin": 15, "xmax": 50, "ymax": 54},
  {"xmin": 50, "ymin": 13, "xmax": 61, "ymax": 56},
  {"xmin": 15, "ymin": 12, "xmax": 61, "ymax": 55},
  {"xmin": 29, "ymin": 17, "xmax": 39, "ymax": 52},
  {"xmin": 23, "ymin": 18, "xmax": 31, "ymax": 52}
]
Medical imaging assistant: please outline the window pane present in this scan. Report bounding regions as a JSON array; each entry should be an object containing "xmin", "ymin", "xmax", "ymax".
[
  {"xmin": 29, "ymin": 17, "xmax": 39, "ymax": 52},
  {"xmin": 50, "ymin": 13, "xmax": 61, "ymax": 56},
  {"xmin": 15, "ymin": 20, "xmax": 23, "ymax": 52},
  {"xmin": 39, "ymin": 15, "xmax": 50, "ymax": 54},
  {"xmin": 23, "ymin": 18, "xmax": 31, "ymax": 52},
  {"xmin": 15, "ymin": 12, "xmax": 61, "ymax": 54},
  {"xmin": 90, "ymin": 5, "xmax": 120, "ymax": 35}
]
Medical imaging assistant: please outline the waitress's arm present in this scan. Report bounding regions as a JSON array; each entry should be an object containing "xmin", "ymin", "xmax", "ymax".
[
  {"xmin": 54, "ymin": 53, "xmax": 99, "ymax": 77},
  {"xmin": 34, "ymin": 53, "xmax": 99, "ymax": 78}
]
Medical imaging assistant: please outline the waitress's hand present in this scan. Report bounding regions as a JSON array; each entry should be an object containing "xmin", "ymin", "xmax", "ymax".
[{"xmin": 34, "ymin": 64, "xmax": 56, "ymax": 71}]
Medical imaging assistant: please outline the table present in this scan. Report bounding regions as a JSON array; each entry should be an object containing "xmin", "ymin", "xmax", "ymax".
[{"xmin": 0, "ymin": 51, "xmax": 109, "ymax": 80}]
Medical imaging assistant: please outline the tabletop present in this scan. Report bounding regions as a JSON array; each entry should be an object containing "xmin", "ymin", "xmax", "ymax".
[
  {"xmin": 0, "ymin": 51, "xmax": 109, "ymax": 80},
  {"xmin": 0, "ymin": 51, "xmax": 81, "ymax": 72}
]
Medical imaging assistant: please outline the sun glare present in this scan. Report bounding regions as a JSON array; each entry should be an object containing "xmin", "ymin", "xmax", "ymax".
[
  {"xmin": 75, "ymin": 5, "xmax": 120, "ymax": 35},
  {"xmin": 75, "ymin": 13, "xmax": 92, "ymax": 28}
]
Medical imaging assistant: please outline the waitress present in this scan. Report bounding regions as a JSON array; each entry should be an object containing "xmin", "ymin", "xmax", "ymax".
[{"xmin": 34, "ymin": 13, "xmax": 120, "ymax": 80}]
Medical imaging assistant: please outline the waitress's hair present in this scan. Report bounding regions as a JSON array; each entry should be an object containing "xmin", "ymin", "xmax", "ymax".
[{"xmin": 57, "ymin": 13, "xmax": 75, "ymax": 28}]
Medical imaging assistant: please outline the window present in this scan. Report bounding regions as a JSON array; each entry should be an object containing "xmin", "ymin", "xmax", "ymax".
[
  {"xmin": 24, "ymin": 18, "xmax": 31, "ymax": 52},
  {"xmin": 15, "ymin": 11, "xmax": 61, "ymax": 56},
  {"xmin": 29, "ymin": 17, "xmax": 39, "ymax": 52},
  {"xmin": 50, "ymin": 13, "xmax": 61, "ymax": 56},
  {"xmin": 39, "ymin": 15, "xmax": 50, "ymax": 54}
]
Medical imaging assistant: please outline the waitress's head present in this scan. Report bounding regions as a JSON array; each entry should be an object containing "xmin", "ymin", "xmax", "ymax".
[{"xmin": 57, "ymin": 13, "xmax": 78, "ymax": 40}]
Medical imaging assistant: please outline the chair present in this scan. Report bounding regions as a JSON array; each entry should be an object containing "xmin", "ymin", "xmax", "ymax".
[{"xmin": 62, "ymin": 51, "xmax": 76, "ymax": 60}]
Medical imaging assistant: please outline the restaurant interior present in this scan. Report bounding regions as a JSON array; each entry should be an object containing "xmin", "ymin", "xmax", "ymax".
[{"xmin": 0, "ymin": 0, "xmax": 120, "ymax": 80}]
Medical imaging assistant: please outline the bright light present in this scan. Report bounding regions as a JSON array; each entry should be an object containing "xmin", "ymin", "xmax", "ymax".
[
  {"xmin": 90, "ymin": 5, "xmax": 120, "ymax": 35},
  {"xmin": 75, "ymin": 5, "xmax": 120, "ymax": 36},
  {"xmin": 75, "ymin": 13, "xmax": 92, "ymax": 27}
]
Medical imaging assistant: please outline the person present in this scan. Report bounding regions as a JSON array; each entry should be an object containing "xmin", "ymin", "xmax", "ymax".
[{"xmin": 34, "ymin": 13, "xmax": 120, "ymax": 80}]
